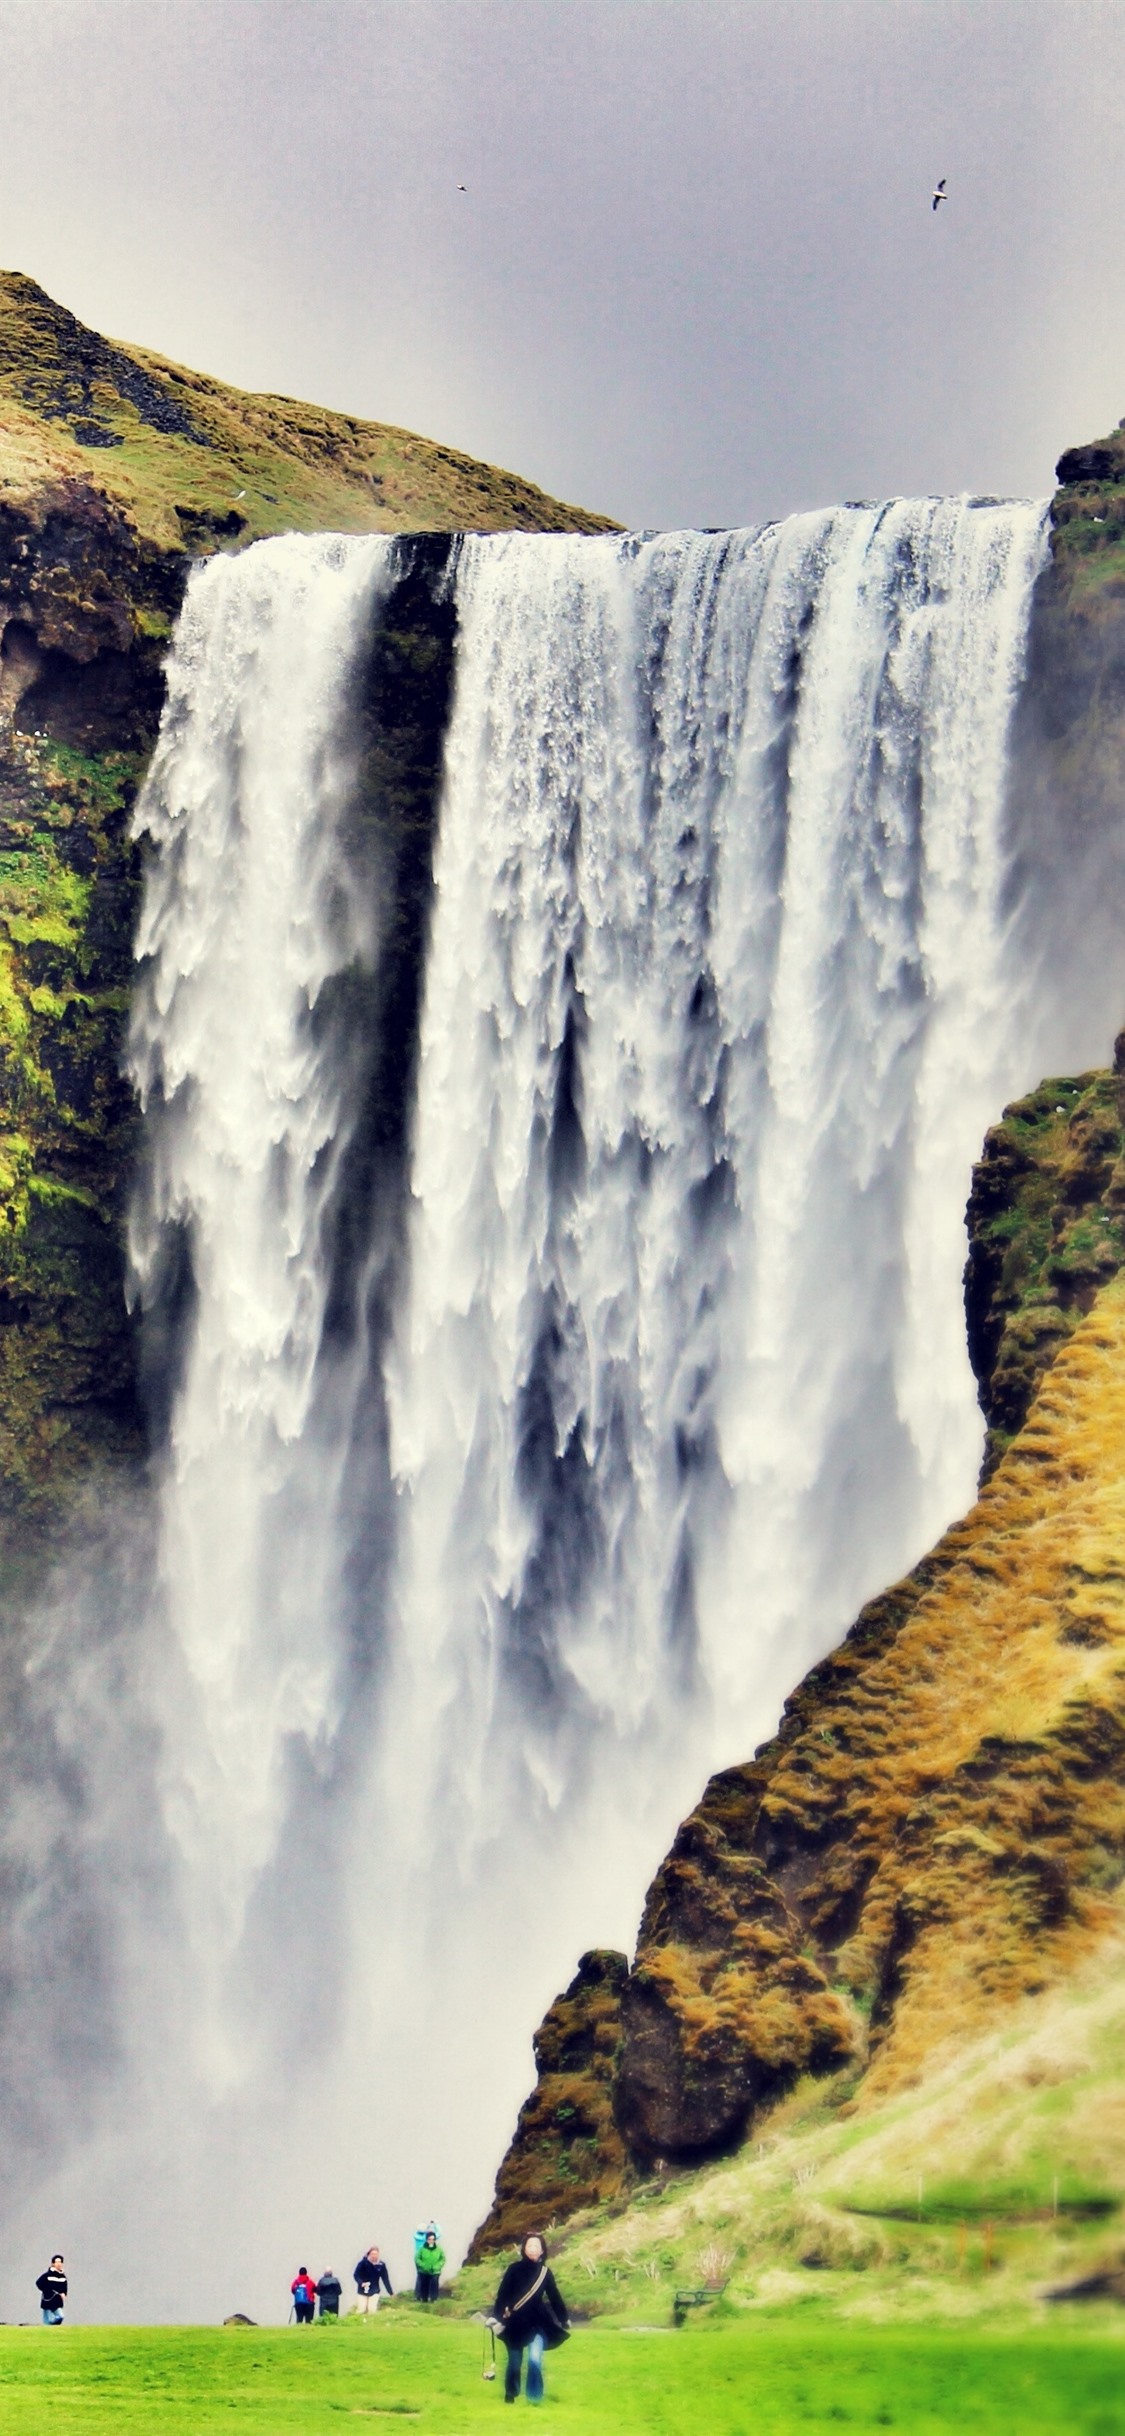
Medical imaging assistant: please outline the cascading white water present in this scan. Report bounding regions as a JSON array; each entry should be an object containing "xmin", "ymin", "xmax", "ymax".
[
  {"xmin": 127, "ymin": 532, "xmax": 399, "ymax": 2078},
  {"xmin": 3, "ymin": 496, "xmax": 1086, "ymax": 2325},
  {"xmin": 385, "ymin": 504, "xmax": 1049, "ymax": 1894}
]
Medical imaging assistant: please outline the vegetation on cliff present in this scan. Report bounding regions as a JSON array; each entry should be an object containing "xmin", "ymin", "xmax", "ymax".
[
  {"xmin": 1050, "ymin": 423, "xmax": 1125, "ymax": 610},
  {"xmin": 0, "ymin": 722, "xmax": 144, "ymax": 1515},
  {"xmin": 965, "ymin": 1060, "xmax": 1125, "ymax": 1477},
  {"xmin": 459, "ymin": 1922, "xmax": 1125, "ymax": 2334},
  {"xmin": 470, "ymin": 1951, "xmax": 631, "ymax": 2258}
]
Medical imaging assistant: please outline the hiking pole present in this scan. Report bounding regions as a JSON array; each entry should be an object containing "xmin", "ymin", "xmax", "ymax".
[{"xmin": 475, "ymin": 2313, "xmax": 497, "ymax": 2381}]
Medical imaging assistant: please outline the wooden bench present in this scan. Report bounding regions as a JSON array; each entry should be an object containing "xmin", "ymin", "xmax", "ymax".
[{"xmin": 672, "ymin": 2280, "xmax": 728, "ymax": 2326}]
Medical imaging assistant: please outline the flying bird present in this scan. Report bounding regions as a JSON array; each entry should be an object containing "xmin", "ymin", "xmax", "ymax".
[
  {"xmin": 932, "ymin": 178, "xmax": 947, "ymax": 211},
  {"xmin": 458, "ymin": 183, "xmax": 467, "ymax": 192}
]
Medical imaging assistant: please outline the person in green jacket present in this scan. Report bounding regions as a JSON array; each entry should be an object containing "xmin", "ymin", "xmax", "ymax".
[{"xmin": 413, "ymin": 2223, "xmax": 445, "ymax": 2302}]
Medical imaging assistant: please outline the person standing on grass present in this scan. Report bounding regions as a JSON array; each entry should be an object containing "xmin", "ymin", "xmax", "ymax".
[
  {"xmin": 291, "ymin": 2266, "xmax": 316, "ymax": 2324},
  {"xmin": 413, "ymin": 2224, "xmax": 445, "ymax": 2302},
  {"xmin": 354, "ymin": 2245, "xmax": 393, "ymax": 2313},
  {"xmin": 35, "ymin": 2255, "xmax": 67, "ymax": 2326},
  {"xmin": 316, "ymin": 2267, "xmax": 343, "ymax": 2319},
  {"xmin": 492, "ymin": 2233, "xmax": 570, "ymax": 2405}
]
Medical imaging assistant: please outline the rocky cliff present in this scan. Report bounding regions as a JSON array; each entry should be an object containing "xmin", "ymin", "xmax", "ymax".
[
  {"xmin": 0, "ymin": 271, "xmax": 615, "ymax": 1529},
  {"xmin": 469, "ymin": 1053, "xmax": 1125, "ymax": 2257},
  {"xmin": 965, "ymin": 1058, "xmax": 1125, "ymax": 1477}
]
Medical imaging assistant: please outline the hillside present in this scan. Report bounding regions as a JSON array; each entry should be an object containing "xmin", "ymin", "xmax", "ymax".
[
  {"xmin": 0, "ymin": 269, "xmax": 618, "ymax": 551},
  {"xmin": 470, "ymin": 1067, "xmax": 1125, "ymax": 2264},
  {"xmin": 459, "ymin": 1922, "xmax": 1125, "ymax": 2326}
]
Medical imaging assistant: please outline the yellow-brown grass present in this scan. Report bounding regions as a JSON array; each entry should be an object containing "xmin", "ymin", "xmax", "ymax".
[{"xmin": 0, "ymin": 269, "xmax": 619, "ymax": 547}]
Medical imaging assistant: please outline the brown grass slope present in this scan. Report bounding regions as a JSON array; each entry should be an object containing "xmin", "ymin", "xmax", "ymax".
[
  {"xmin": 0, "ymin": 269, "xmax": 618, "ymax": 550},
  {"xmin": 456, "ymin": 1925, "xmax": 1125, "ymax": 2325},
  {"xmin": 473, "ymin": 1081, "xmax": 1125, "ymax": 2257}
]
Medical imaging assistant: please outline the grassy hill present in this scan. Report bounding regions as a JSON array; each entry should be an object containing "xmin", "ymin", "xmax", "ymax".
[
  {"xmin": 458, "ymin": 1917, "xmax": 1125, "ymax": 2333},
  {"xmin": 0, "ymin": 268, "xmax": 618, "ymax": 550},
  {"xmin": 0, "ymin": 2318, "xmax": 1121, "ymax": 2434}
]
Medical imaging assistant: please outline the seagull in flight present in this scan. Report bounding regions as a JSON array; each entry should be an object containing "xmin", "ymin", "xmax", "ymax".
[
  {"xmin": 932, "ymin": 177, "xmax": 947, "ymax": 211},
  {"xmin": 458, "ymin": 183, "xmax": 467, "ymax": 192}
]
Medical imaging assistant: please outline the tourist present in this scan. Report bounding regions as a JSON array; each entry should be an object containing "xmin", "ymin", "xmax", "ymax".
[
  {"xmin": 413, "ymin": 2224, "xmax": 445, "ymax": 2302},
  {"xmin": 291, "ymin": 2266, "xmax": 316, "ymax": 2324},
  {"xmin": 354, "ymin": 2245, "xmax": 393, "ymax": 2313},
  {"xmin": 316, "ymin": 2267, "xmax": 343, "ymax": 2318},
  {"xmin": 35, "ymin": 2255, "xmax": 67, "ymax": 2326},
  {"xmin": 492, "ymin": 2234, "xmax": 570, "ymax": 2405}
]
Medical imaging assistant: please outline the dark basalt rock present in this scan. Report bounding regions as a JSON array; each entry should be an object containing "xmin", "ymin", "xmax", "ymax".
[
  {"xmin": 0, "ymin": 271, "xmax": 212, "ymax": 449},
  {"xmin": 1055, "ymin": 441, "xmax": 1125, "ymax": 487},
  {"xmin": 613, "ymin": 1791, "xmax": 855, "ymax": 2167},
  {"xmin": 0, "ymin": 488, "xmax": 182, "ymax": 1523}
]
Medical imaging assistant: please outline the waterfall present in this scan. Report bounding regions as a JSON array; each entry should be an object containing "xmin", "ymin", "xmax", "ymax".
[
  {"xmin": 1, "ymin": 497, "xmax": 1077, "ymax": 2323},
  {"xmin": 127, "ymin": 533, "xmax": 400, "ymax": 2078},
  {"xmin": 385, "ymin": 504, "xmax": 1049, "ymax": 1883}
]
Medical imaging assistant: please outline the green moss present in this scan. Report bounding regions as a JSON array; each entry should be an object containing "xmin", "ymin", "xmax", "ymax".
[
  {"xmin": 0, "ymin": 718, "xmax": 144, "ymax": 1518},
  {"xmin": 965, "ymin": 1068, "xmax": 1125, "ymax": 1475}
]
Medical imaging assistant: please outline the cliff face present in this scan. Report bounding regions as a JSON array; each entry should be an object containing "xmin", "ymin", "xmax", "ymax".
[
  {"xmin": 469, "ymin": 1952, "xmax": 631, "ymax": 2257},
  {"xmin": 0, "ymin": 272, "xmax": 616, "ymax": 1526},
  {"xmin": 0, "ymin": 484, "xmax": 176, "ymax": 1520},
  {"xmin": 965, "ymin": 1060, "xmax": 1125, "ymax": 1478},
  {"xmin": 471, "ymin": 1061, "xmax": 1125, "ymax": 2253}
]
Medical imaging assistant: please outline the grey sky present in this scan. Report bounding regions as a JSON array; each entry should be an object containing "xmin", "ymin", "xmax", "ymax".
[{"xmin": 2, "ymin": 0, "xmax": 1124, "ymax": 529}]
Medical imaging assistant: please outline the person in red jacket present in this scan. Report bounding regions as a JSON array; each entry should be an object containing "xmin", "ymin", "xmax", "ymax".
[{"xmin": 290, "ymin": 2266, "xmax": 316, "ymax": 2325}]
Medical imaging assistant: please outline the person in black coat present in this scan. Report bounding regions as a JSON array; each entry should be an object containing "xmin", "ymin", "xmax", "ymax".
[
  {"xmin": 36, "ymin": 2256, "xmax": 67, "ymax": 2326},
  {"xmin": 353, "ymin": 2245, "xmax": 393, "ymax": 2313},
  {"xmin": 492, "ymin": 2234, "xmax": 569, "ymax": 2404},
  {"xmin": 316, "ymin": 2268, "xmax": 342, "ymax": 2319}
]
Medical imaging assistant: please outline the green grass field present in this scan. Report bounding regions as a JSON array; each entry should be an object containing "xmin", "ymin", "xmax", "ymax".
[{"xmin": 0, "ymin": 2319, "xmax": 1120, "ymax": 2435}]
